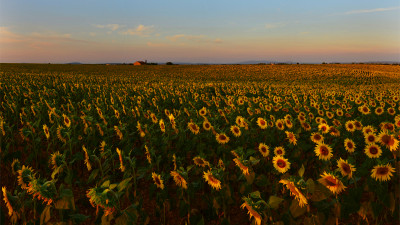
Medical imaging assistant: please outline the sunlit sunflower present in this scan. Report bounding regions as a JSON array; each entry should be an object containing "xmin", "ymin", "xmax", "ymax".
[
  {"xmin": 274, "ymin": 146, "xmax": 285, "ymax": 156},
  {"xmin": 233, "ymin": 158, "xmax": 250, "ymax": 175},
  {"xmin": 43, "ymin": 124, "xmax": 50, "ymax": 139},
  {"xmin": 275, "ymin": 119, "xmax": 285, "ymax": 130},
  {"xmin": 17, "ymin": 165, "xmax": 35, "ymax": 189},
  {"xmin": 329, "ymin": 127, "xmax": 340, "ymax": 137},
  {"xmin": 301, "ymin": 122, "xmax": 311, "ymax": 131},
  {"xmin": 318, "ymin": 172, "xmax": 346, "ymax": 195},
  {"xmin": 2, "ymin": 186, "xmax": 14, "ymax": 217},
  {"xmin": 273, "ymin": 155, "xmax": 290, "ymax": 173},
  {"xmin": 256, "ymin": 117, "xmax": 268, "ymax": 129},
  {"xmin": 170, "ymin": 171, "xmax": 187, "ymax": 189},
  {"xmin": 318, "ymin": 123, "xmax": 330, "ymax": 134},
  {"xmin": 285, "ymin": 119, "xmax": 293, "ymax": 129},
  {"xmin": 199, "ymin": 107, "xmax": 207, "ymax": 117},
  {"xmin": 387, "ymin": 107, "xmax": 396, "ymax": 116},
  {"xmin": 314, "ymin": 142, "xmax": 333, "ymax": 161},
  {"xmin": 371, "ymin": 163, "xmax": 395, "ymax": 182},
  {"xmin": 152, "ymin": 172, "xmax": 164, "ymax": 189},
  {"xmin": 359, "ymin": 105, "xmax": 370, "ymax": 115},
  {"xmin": 116, "ymin": 148, "xmax": 125, "ymax": 172},
  {"xmin": 203, "ymin": 170, "xmax": 222, "ymax": 190},
  {"xmin": 216, "ymin": 133, "xmax": 230, "ymax": 144},
  {"xmin": 230, "ymin": 125, "xmax": 241, "ymax": 137},
  {"xmin": 377, "ymin": 131, "xmax": 399, "ymax": 152},
  {"xmin": 362, "ymin": 125, "xmax": 376, "ymax": 136},
  {"xmin": 193, "ymin": 156, "xmax": 210, "ymax": 168},
  {"xmin": 203, "ymin": 120, "xmax": 212, "ymax": 131},
  {"xmin": 62, "ymin": 114, "xmax": 71, "ymax": 128},
  {"xmin": 337, "ymin": 158, "xmax": 356, "ymax": 179},
  {"xmin": 159, "ymin": 119, "xmax": 166, "ymax": 133},
  {"xmin": 241, "ymin": 200, "xmax": 262, "ymax": 225},
  {"xmin": 345, "ymin": 120, "xmax": 356, "ymax": 132},
  {"xmin": 82, "ymin": 145, "xmax": 92, "ymax": 171},
  {"xmin": 279, "ymin": 179, "xmax": 308, "ymax": 207},
  {"xmin": 364, "ymin": 144, "xmax": 382, "ymax": 158},
  {"xmin": 375, "ymin": 107, "xmax": 384, "ymax": 115},
  {"xmin": 258, "ymin": 143, "xmax": 269, "ymax": 157},
  {"xmin": 354, "ymin": 121, "xmax": 363, "ymax": 130},
  {"xmin": 311, "ymin": 132, "xmax": 324, "ymax": 144},
  {"xmin": 285, "ymin": 131, "xmax": 297, "ymax": 145},
  {"xmin": 364, "ymin": 133, "xmax": 377, "ymax": 145},
  {"xmin": 344, "ymin": 138, "xmax": 356, "ymax": 153},
  {"xmin": 187, "ymin": 122, "xmax": 200, "ymax": 135}
]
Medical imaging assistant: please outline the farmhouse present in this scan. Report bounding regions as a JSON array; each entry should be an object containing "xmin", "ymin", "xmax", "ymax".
[{"xmin": 134, "ymin": 60, "xmax": 147, "ymax": 66}]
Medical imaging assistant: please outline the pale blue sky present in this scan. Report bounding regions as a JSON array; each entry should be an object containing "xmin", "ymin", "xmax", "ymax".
[{"xmin": 1, "ymin": 0, "xmax": 399, "ymax": 63}]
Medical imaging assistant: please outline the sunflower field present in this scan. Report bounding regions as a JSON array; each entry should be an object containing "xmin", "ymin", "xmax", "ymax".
[{"xmin": 0, "ymin": 63, "xmax": 399, "ymax": 225}]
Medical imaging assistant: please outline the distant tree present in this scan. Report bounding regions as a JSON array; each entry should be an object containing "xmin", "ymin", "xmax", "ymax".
[{"xmin": 166, "ymin": 62, "xmax": 174, "ymax": 65}]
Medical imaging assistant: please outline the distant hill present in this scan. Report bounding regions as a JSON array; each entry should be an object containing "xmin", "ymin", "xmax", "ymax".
[{"xmin": 66, "ymin": 62, "xmax": 82, "ymax": 64}]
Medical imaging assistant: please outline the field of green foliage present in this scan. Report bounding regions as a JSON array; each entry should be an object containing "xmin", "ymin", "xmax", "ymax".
[{"xmin": 1, "ymin": 63, "xmax": 399, "ymax": 225}]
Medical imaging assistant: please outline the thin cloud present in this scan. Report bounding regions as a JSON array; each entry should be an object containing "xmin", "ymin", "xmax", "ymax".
[
  {"xmin": 95, "ymin": 24, "xmax": 124, "ymax": 31},
  {"xmin": 344, "ymin": 6, "xmax": 400, "ymax": 15},
  {"xmin": 120, "ymin": 25, "xmax": 155, "ymax": 37},
  {"xmin": 265, "ymin": 22, "xmax": 286, "ymax": 29},
  {"xmin": 166, "ymin": 34, "xmax": 222, "ymax": 44}
]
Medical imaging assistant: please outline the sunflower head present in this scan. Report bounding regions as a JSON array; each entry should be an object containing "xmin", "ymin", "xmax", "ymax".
[
  {"xmin": 344, "ymin": 138, "xmax": 356, "ymax": 153},
  {"xmin": 318, "ymin": 172, "xmax": 346, "ymax": 195},
  {"xmin": 193, "ymin": 156, "xmax": 210, "ymax": 168},
  {"xmin": 337, "ymin": 158, "xmax": 356, "ymax": 179},
  {"xmin": 152, "ymin": 172, "xmax": 164, "ymax": 190},
  {"xmin": 364, "ymin": 144, "xmax": 382, "ymax": 158},
  {"xmin": 371, "ymin": 163, "xmax": 396, "ymax": 182},
  {"xmin": 216, "ymin": 133, "xmax": 230, "ymax": 144},
  {"xmin": 273, "ymin": 155, "xmax": 290, "ymax": 173},
  {"xmin": 17, "ymin": 165, "xmax": 35, "ymax": 189},
  {"xmin": 258, "ymin": 143, "xmax": 269, "ymax": 157},
  {"xmin": 203, "ymin": 170, "xmax": 222, "ymax": 191},
  {"xmin": 11, "ymin": 159, "xmax": 21, "ymax": 175},
  {"xmin": 314, "ymin": 142, "xmax": 333, "ymax": 161}
]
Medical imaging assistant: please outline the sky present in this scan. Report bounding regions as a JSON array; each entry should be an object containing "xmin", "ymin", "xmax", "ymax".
[{"xmin": 1, "ymin": 0, "xmax": 400, "ymax": 64}]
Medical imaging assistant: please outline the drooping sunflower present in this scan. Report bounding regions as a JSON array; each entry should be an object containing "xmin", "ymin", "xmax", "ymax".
[
  {"xmin": 337, "ymin": 158, "xmax": 356, "ymax": 179},
  {"xmin": 230, "ymin": 125, "xmax": 241, "ymax": 137},
  {"xmin": 256, "ymin": 117, "xmax": 268, "ymax": 129},
  {"xmin": 17, "ymin": 165, "xmax": 35, "ymax": 189},
  {"xmin": 203, "ymin": 170, "xmax": 222, "ymax": 191},
  {"xmin": 233, "ymin": 158, "xmax": 250, "ymax": 175},
  {"xmin": 345, "ymin": 120, "xmax": 356, "ymax": 132},
  {"xmin": 314, "ymin": 142, "xmax": 333, "ymax": 161},
  {"xmin": 82, "ymin": 145, "xmax": 92, "ymax": 171},
  {"xmin": 50, "ymin": 151, "xmax": 64, "ymax": 170},
  {"xmin": 310, "ymin": 132, "xmax": 324, "ymax": 144},
  {"xmin": 11, "ymin": 159, "xmax": 21, "ymax": 175},
  {"xmin": 371, "ymin": 163, "xmax": 395, "ymax": 182},
  {"xmin": 344, "ymin": 138, "xmax": 356, "ymax": 153},
  {"xmin": 285, "ymin": 131, "xmax": 297, "ymax": 145},
  {"xmin": 193, "ymin": 156, "xmax": 210, "ymax": 168},
  {"xmin": 273, "ymin": 155, "xmax": 290, "ymax": 173},
  {"xmin": 152, "ymin": 172, "xmax": 164, "ymax": 190},
  {"xmin": 2, "ymin": 186, "xmax": 14, "ymax": 216},
  {"xmin": 364, "ymin": 143, "xmax": 382, "ymax": 158},
  {"xmin": 216, "ymin": 133, "xmax": 230, "ymax": 144},
  {"xmin": 187, "ymin": 122, "xmax": 200, "ymax": 135},
  {"xmin": 170, "ymin": 171, "xmax": 187, "ymax": 189},
  {"xmin": 377, "ymin": 130, "xmax": 399, "ymax": 152},
  {"xmin": 279, "ymin": 179, "xmax": 308, "ymax": 207},
  {"xmin": 258, "ymin": 143, "xmax": 269, "ymax": 157},
  {"xmin": 241, "ymin": 200, "xmax": 262, "ymax": 225},
  {"xmin": 318, "ymin": 172, "xmax": 346, "ymax": 195},
  {"xmin": 274, "ymin": 146, "xmax": 285, "ymax": 156},
  {"xmin": 116, "ymin": 148, "xmax": 125, "ymax": 172},
  {"xmin": 62, "ymin": 114, "xmax": 71, "ymax": 128}
]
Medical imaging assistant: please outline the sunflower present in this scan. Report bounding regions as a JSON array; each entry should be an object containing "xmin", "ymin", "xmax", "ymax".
[
  {"xmin": 345, "ymin": 121, "xmax": 356, "ymax": 132},
  {"xmin": 11, "ymin": 159, "xmax": 21, "ymax": 175},
  {"xmin": 256, "ymin": 117, "xmax": 268, "ymax": 129},
  {"xmin": 50, "ymin": 151, "xmax": 64, "ymax": 170},
  {"xmin": 279, "ymin": 179, "xmax": 308, "ymax": 207},
  {"xmin": 203, "ymin": 170, "xmax": 222, "ymax": 190},
  {"xmin": 285, "ymin": 119, "xmax": 293, "ymax": 129},
  {"xmin": 318, "ymin": 172, "xmax": 346, "ymax": 195},
  {"xmin": 82, "ymin": 145, "xmax": 92, "ymax": 171},
  {"xmin": 375, "ymin": 107, "xmax": 384, "ymax": 115},
  {"xmin": 285, "ymin": 131, "xmax": 297, "ymax": 145},
  {"xmin": 241, "ymin": 200, "xmax": 262, "ymax": 225},
  {"xmin": 387, "ymin": 107, "xmax": 396, "ymax": 116},
  {"xmin": 159, "ymin": 119, "xmax": 166, "ymax": 133},
  {"xmin": 329, "ymin": 127, "xmax": 340, "ymax": 137},
  {"xmin": 230, "ymin": 125, "xmax": 241, "ymax": 137},
  {"xmin": 364, "ymin": 144, "xmax": 382, "ymax": 158},
  {"xmin": 344, "ymin": 138, "xmax": 356, "ymax": 153},
  {"xmin": 170, "ymin": 171, "xmax": 187, "ymax": 189},
  {"xmin": 310, "ymin": 132, "xmax": 324, "ymax": 144},
  {"xmin": 362, "ymin": 125, "xmax": 376, "ymax": 136},
  {"xmin": 152, "ymin": 172, "xmax": 164, "ymax": 190},
  {"xmin": 116, "ymin": 148, "xmax": 125, "ymax": 172},
  {"xmin": 273, "ymin": 155, "xmax": 290, "ymax": 173},
  {"xmin": 43, "ymin": 124, "xmax": 50, "ymax": 139},
  {"xmin": 150, "ymin": 113, "xmax": 158, "ymax": 124},
  {"xmin": 314, "ymin": 142, "xmax": 333, "ymax": 161},
  {"xmin": 318, "ymin": 123, "xmax": 330, "ymax": 134},
  {"xmin": 233, "ymin": 158, "xmax": 250, "ymax": 175},
  {"xmin": 62, "ymin": 114, "xmax": 71, "ymax": 128},
  {"xmin": 274, "ymin": 146, "xmax": 285, "ymax": 156},
  {"xmin": 377, "ymin": 131, "xmax": 399, "ymax": 152},
  {"xmin": 17, "ymin": 165, "xmax": 35, "ymax": 189},
  {"xmin": 216, "ymin": 133, "xmax": 230, "ymax": 144},
  {"xmin": 258, "ymin": 143, "xmax": 269, "ymax": 157},
  {"xmin": 2, "ymin": 186, "xmax": 14, "ymax": 217},
  {"xmin": 193, "ymin": 156, "xmax": 210, "ymax": 168},
  {"xmin": 203, "ymin": 120, "xmax": 212, "ymax": 131},
  {"xmin": 187, "ymin": 122, "xmax": 200, "ymax": 135},
  {"xmin": 359, "ymin": 105, "xmax": 370, "ymax": 115},
  {"xmin": 364, "ymin": 133, "xmax": 377, "ymax": 145},
  {"xmin": 144, "ymin": 145, "xmax": 152, "ymax": 164},
  {"xmin": 337, "ymin": 158, "xmax": 356, "ymax": 179},
  {"xmin": 371, "ymin": 163, "xmax": 395, "ymax": 182},
  {"xmin": 301, "ymin": 122, "xmax": 311, "ymax": 131},
  {"xmin": 275, "ymin": 119, "xmax": 285, "ymax": 130}
]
